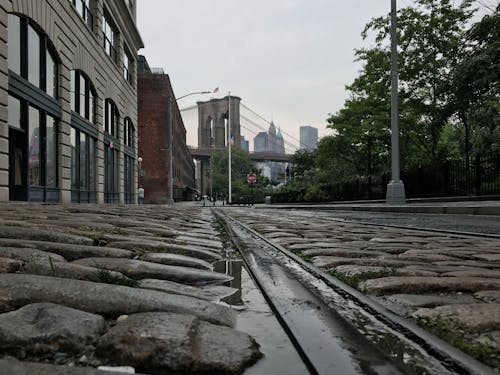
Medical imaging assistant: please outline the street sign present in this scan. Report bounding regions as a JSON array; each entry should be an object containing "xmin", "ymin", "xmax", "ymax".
[{"xmin": 247, "ymin": 172, "xmax": 257, "ymax": 184}]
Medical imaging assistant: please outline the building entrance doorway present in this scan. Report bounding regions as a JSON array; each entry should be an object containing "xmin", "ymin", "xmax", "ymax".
[{"xmin": 8, "ymin": 128, "xmax": 28, "ymax": 201}]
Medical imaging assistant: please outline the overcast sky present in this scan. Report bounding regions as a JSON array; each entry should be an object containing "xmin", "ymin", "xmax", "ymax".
[{"xmin": 136, "ymin": 0, "xmax": 492, "ymax": 150}]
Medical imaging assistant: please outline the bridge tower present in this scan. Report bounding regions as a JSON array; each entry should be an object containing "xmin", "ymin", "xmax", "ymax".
[{"xmin": 196, "ymin": 96, "xmax": 241, "ymax": 195}]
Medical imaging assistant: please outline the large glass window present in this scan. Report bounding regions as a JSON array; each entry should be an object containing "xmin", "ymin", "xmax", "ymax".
[
  {"xmin": 102, "ymin": 13, "xmax": 117, "ymax": 62},
  {"xmin": 27, "ymin": 25, "xmax": 40, "ymax": 87},
  {"xmin": 28, "ymin": 106, "xmax": 40, "ymax": 186},
  {"xmin": 68, "ymin": 0, "xmax": 93, "ymax": 29},
  {"xmin": 104, "ymin": 99, "xmax": 119, "ymax": 137},
  {"xmin": 71, "ymin": 70, "xmax": 96, "ymax": 123},
  {"xmin": 8, "ymin": 15, "xmax": 58, "ymax": 98},
  {"xmin": 123, "ymin": 47, "xmax": 133, "ymax": 84},
  {"xmin": 104, "ymin": 145, "xmax": 119, "ymax": 203},
  {"xmin": 124, "ymin": 154, "xmax": 134, "ymax": 204},
  {"xmin": 8, "ymin": 14, "xmax": 60, "ymax": 203},
  {"xmin": 71, "ymin": 127, "xmax": 97, "ymax": 203},
  {"xmin": 124, "ymin": 117, "xmax": 134, "ymax": 147},
  {"xmin": 46, "ymin": 115, "xmax": 57, "ymax": 187}
]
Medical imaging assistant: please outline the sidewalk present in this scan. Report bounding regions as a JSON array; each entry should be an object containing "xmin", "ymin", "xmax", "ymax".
[{"xmin": 263, "ymin": 200, "xmax": 500, "ymax": 216}]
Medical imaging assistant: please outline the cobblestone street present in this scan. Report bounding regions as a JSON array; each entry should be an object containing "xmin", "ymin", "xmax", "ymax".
[{"xmin": 226, "ymin": 207, "xmax": 500, "ymax": 371}]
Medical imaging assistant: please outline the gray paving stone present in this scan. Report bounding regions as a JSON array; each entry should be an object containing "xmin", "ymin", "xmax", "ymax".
[
  {"xmin": 302, "ymin": 248, "xmax": 385, "ymax": 258},
  {"xmin": 21, "ymin": 260, "xmax": 133, "ymax": 283},
  {"xmin": 475, "ymin": 290, "xmax": 500, "ymax": 303},
  {"xmin": 97, "ymin": 312, "xmax": 261, "ymax": 374},
  {"xmin": 0, "ymin": 226, "xmax": 93, "ymax": 246},
  {"xmin": 106, "ymin": 240, "xmax": 222, "ymax": 262},
  {"xmin": 140, "ymin": 253, "xmax": 213, "ymax": 270},
  {"xmin": 0, "ymin": 239, "xmax": 133, "ymax": 261},
  {"xmin": 412, "ymin": 303, "xmax": 500, "ymax": 333},
  {"xmin": 0, "ymin": 359, "xmax": 142, "ymax": 375},
  {"xmin": 443, "ymin": 270, "xmax": 500, "ymax": 278},
  {"xmin": 0, "ymin": 274, "xmax": 235, "ymax": 327},
  {"xmin": 0, "ymin": 247, "xmax": 66, "ymax": 263},
  {"xmin": 387, "ymin": 294, "xmax": 477, "ymax": 308},
  {"xmin": 138, "ymin": 279, "xmax": 238, "ymax": 302},
  {"xmin": 73, "ymin": 258, "xmax": 232, "ymax": 286},
  {"xmin": 0, "ymin": 303, "xmax": 105, "ymax": 356},
  {"xmin": 361, "ymin": 276, "xmax": 500, "ymax": 295}
]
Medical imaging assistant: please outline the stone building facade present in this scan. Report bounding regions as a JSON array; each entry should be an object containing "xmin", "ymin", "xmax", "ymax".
[
  {"xmin": 0, "ymin": 0, "xmax": 143, "ymax": 203},
  {"xmin": 137, "ymin": 57, "xmax": 196, "ymax": 203}
]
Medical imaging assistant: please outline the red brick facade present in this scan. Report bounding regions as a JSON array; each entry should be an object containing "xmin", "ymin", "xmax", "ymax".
[{"xmin": 137, "ymin": 72, "xmax": 195, "ymax": 203}]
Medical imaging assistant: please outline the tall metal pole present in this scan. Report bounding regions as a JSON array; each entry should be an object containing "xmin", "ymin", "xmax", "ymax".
[
  {"xmin": 228, "ymin": 92, "xmax": 232, "ymax": 204},
  {"xmin": 386, "ymin": 0, "xmax": 406, "ymax": 204},
  {"xmin": 168, "ymin": 97, "xmax": 174, "ymax": 205}
]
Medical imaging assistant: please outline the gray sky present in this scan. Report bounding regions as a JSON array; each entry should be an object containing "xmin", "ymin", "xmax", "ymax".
[{"xmin": 136, "ymin": 0, "xmax": 492, "ymax": 150}]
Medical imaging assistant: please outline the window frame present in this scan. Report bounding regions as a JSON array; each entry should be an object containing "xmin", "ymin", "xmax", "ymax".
[
  {"xmin": 104, "ymin": 99, "xmax": 119, "ymax": 138},
  {"xmin": 68, "ymin": 0, "xmax": 94, "ymax": 30},
  {"xmin": 71, "ymin": 70, "xmax": 96, "ymax": 123},
  {"xmin": 102, "ymin": 12, "xmax": 118, "ymax": 63}
]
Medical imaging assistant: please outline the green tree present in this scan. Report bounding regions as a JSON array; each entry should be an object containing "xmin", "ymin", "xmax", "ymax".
[
  {"xmin": 363, "ymin": 0, "xmax": 475, "ymax": 163},
  {"xmin": 451, "ymin": 4, "xmax": 500, "ymax": 157},
  {"xmin": 211, "ymin": 149, "xmax": 270, "ymax": 202}
]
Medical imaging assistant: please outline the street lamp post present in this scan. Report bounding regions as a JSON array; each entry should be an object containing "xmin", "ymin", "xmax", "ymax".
[
  {"xmin": 167, "ymin": 90, "xmax": 211, "ymax": 205},
  {"xmin": 386, "ymin": 0, "xmax": 406, "ymax": 204}
]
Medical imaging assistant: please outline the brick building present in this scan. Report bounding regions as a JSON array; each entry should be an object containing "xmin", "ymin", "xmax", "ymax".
[
  {"xmin": 0, "ymin": 0, "xmax": 143, "ymax": 204},
  {"xmin": 137, "ymin": 56, "xmax": 196, "ymax": 203}
]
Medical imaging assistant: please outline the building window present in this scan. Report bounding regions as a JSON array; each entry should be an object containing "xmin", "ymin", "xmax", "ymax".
[
  {"xmin": 102, "ymin": 13, "xmax": 117, "ymax": 62},
  {"xmin": 71, "ymin": 127, "xmax": 97, "ymax": 203},
  {"xmin": 104, "ymin": 144, "xmax": 119, "ymax": 203},
  {"xmin": 68, "ymin": 0, "xmax": 93, "ymax": 29},
  {"xmin": 7, "ymin": 14, "xmax": 61, "ymax": 203},
  {"xmin": 104, "ymin": 99, "xmax": 119, "ymax": 138},
  {"xmin": 124, "ymin": 117, "xmax": 134, "ymax": 147},
  {"xmin": 123, "ymin": 48, "xmax": 133, "ymax": 84},
  {"xmin": 124, "ymin": 154, "xmax": 134, "ymax": 204},
  {"xmin": 8, "ymin": 14, "xmax": 58, "ymax": 98},
  {"xmin": 71, "ymin": 70, "xmax": 96, "ymax": 123}
]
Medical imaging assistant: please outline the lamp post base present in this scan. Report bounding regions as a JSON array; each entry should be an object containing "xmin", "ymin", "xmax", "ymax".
[
  {"xmin": 166, "ymin": 198, "xmax": 174, "ymax": 205},
  {"xmin": 386, "ymin": 180, "xmax": 406, "ymax": 205}
]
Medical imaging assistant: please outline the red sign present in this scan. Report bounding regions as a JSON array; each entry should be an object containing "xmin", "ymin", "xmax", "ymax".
[{"xmin": 247, "ymin": 172, "xmax": 257, "ymax": 184}]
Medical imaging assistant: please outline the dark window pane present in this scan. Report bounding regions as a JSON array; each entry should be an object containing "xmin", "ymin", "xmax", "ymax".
[
  {"xmin": 88, "ymin": 137, "xmax": 96, "ymax": 190},
  {"xmin": 28, "ymin": 106, "xmax": 40, "ymax": 186},
  {"xmin": 71, "ymin": 70, "xmax": 76, "ymax": 112},
  {"xmin": 46, "ymin": 50, "xmax": 56, "ymax": 97},
  {"xmin": 28, "ymin": 25, "xmax": 41, "ymax": 87},
  {"xmin": 71, "ymin": 127, "xmax": 78, "ymax": 190},
  {"xmin": 80, "ymin": 132, "xmax": 87, "ymax": 189},
  {"xmin": 8, "ymin": 15, "xmax": 21, "ymax": 74},
  {"xmin": 89, "ymin": 90, "xmax": 94, "ymax": 123},
  {"xmin": 80, "ymin": 75, "xmax": 86, "ymax": 117},
  {"xmin": 46, "ymin": 115, "xmax": 57, "ymax": 187},
  {"xmin": 8, "ymin": 95, "xmax": 21, "ymax": 129}
]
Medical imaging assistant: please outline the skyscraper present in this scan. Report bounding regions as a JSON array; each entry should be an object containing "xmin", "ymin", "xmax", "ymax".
[{"xmin": 300, "ymin": 126, "xmax": 318, "ymax": 150}]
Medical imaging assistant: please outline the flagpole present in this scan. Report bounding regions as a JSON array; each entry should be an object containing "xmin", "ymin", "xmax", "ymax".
[{"xmin": 228, "ymin": 92, "xmax": 232, "ymax": 204}]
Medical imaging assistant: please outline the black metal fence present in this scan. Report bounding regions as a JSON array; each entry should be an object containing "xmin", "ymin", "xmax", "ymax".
[{"xmin": 273, "ymin": 154, "xmax": 500, "ymax": 203}]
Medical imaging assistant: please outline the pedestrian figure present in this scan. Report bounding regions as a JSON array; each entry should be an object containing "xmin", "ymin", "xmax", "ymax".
[{"xmin": 138, "ymin": 186, "xmax": 144, "ymax": 205}]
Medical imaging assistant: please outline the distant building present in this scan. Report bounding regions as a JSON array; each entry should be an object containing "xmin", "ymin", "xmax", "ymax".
[
  {"xmin": 253, "ymin": 121, "xmax": 286, "ymax": 181},
  {"xmin": 137, "ymin": 56, "xmax": 196, "ymax": 203},
  {"xmin": 300, "ymin": 126, "xmax": 318, "ymax": 150},
  {"xmin": 254, "ymin": 132, "xmax": 268, "ymax": 152},
  {"xmin": 241, "ymin": 136, "xmax": 250, "ymax": 152}
]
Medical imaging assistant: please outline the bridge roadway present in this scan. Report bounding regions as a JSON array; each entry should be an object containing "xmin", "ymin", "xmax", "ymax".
[{"xmin": 188, "ymin": 146, "xmax": 293, "ymax": 162}]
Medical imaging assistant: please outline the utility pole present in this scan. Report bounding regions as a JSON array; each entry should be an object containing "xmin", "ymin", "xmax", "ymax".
[
  {"xmin": 228, "ymin": 92, "xmax": 232, "ymax": 204},
  {"xmin": 386, "ymin": 0, "xmax": 406, "ymax": 204}
]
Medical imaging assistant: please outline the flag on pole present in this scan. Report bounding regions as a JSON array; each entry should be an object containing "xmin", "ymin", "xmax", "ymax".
[
  {"xmin": 229, "ymin": 135, "xmax": 234, "ymax": 146},
  {"xmin": 213, "ymin": 87, "xmax": 219, "ymax": 93}
]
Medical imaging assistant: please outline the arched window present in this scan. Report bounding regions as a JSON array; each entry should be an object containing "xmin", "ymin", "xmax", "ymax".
[
  {"xmin": 8, "ymin": 14, "xmax": 58, "ymax": 98},
  {"xmin": 7, "ymin": 14, "xmax": 61, "ymax": 202},
  {"xmin": 124, "ymin": 117, "xmax": 135, "ymax": 147},
  {"xmin": 104, "ymin": 99, "xmax": 119, "ymax": 137},
  {"xmin": 71, "ymin": 70, "xmax": 96, "ymax": 123}
]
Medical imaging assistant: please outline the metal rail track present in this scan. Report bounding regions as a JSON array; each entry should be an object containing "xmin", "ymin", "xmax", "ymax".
[{"xmin": 215, "ymin": 210, "xmax": 496, "ymax": 375}]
